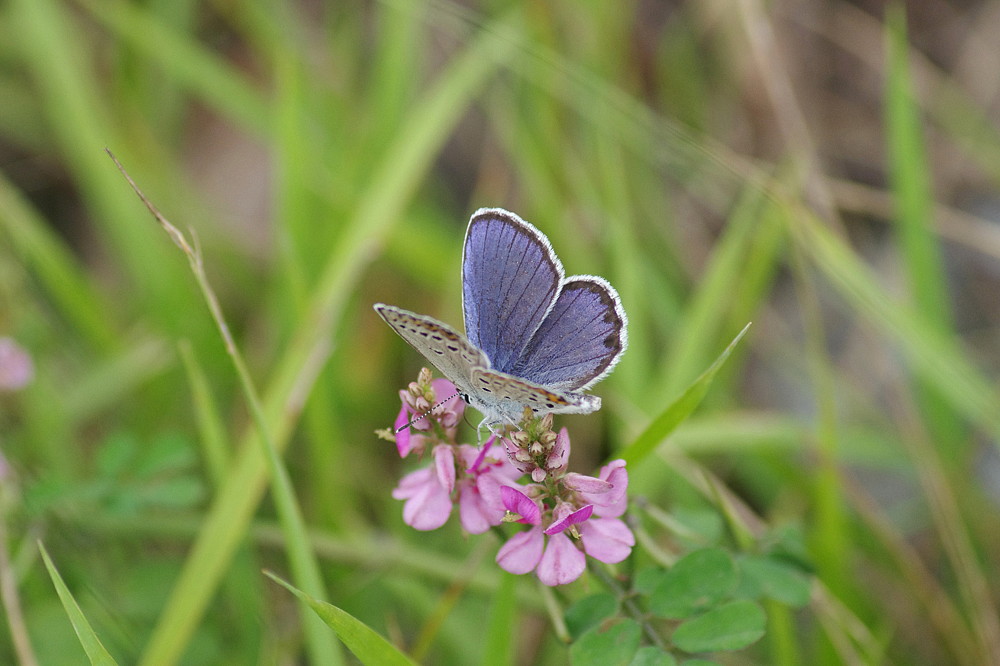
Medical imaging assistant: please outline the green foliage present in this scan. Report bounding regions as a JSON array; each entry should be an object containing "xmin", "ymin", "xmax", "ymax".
[
  {"xmin": 565, "ymin": 593, "xmax": 619, "ymax": 639},
  {"xmin": 569, "ymin": 539, "xmax": 798, "ymax": 662},
  {"xmin": 669, "ymin": 600, "xmax": 766, "ymax": 653},
  {"xmin": 649, "ymin": 548, "xmax": 739, "ymax": 619},
  {"xmin": 39, "ymin": 543, "xmax": 119, "ymax": 665},
  {"xmin": 569, "ymin": 619, "xmax": 642, "ymax": 666},
  {"xmin": 0, "ymin": 0, "xmax": 997, "ymax": 664},
  {"xmin": 265, "ymin": 573, "xmax": 418, "ymax": 666}
]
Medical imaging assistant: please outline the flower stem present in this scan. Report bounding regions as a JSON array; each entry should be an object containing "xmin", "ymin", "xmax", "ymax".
[{"xmin": 586, "ymin": 560, "xmax": 666, "ymax": 650}]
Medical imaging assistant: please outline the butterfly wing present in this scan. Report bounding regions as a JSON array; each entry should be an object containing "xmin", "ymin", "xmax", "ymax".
[
  {"xmin": 507, "ymin": 276, "xmax": 628, "ymax": 391},
  {"xmin": 462, "ymin": 208, "xmax": 564, "ymax": 374},
  {"xmin": 468, "ymin": 367, "xmax": 601, "ymax": 424},
  {"xmin": 374, "ymin": 303, "xmax": 487, "ymax": 396}
]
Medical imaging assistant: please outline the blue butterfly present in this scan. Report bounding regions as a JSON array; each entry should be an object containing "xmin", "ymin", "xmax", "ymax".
[{"xmin": 375, "ymin": 208, "xmax": 627, "ymax": 429}]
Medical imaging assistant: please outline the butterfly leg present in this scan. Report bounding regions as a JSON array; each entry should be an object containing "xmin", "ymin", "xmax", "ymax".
[{"xmin": 477, "ymin": 417, "xmax": 500, "ymax": 446}]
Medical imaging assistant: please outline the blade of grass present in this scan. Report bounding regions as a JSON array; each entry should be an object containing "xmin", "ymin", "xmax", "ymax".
[
  {"xmin": 139, "ymin": 13, "xmax": 521, "ymax": 665},
  {"xmin": 885, "ymin": 3, "xmax": 965, "ymax": 464},
  {"xmin": 892, "ymin": 392, "xmax": 1000, "ymax": 663},
  {"xmin": 0, "ymin": 502, "xmax": 37, "ymax": 666},
  {"xmin": 885, "ymin": 5, "xmax": 951, "ymax": 327},
  {"xmin": 409, "ymin": 540, "xmax": 494, "ymax": 662},
  {"xmin": 61, "ymin": 337, "xmax": 173, "ymax": 425},
  {"xmin": 788, "ymin": 216, "xmax": 849, "ymax": 602},
  {"xmin": 0, "ymin": 171, "xmax": 117, "ymax": 352},
  {"xmin": 658, "ymin": 182, "xmax": 766, "ymax": 401},
  {"xmin": 796, "ymin": 212, "xmax": 1000, "ymax": 442},
  {"xmin": 270, "ymin": 42, "xmax": 343, "ymax": 529},
  {"xmin": 482, "ymin": 573, "xmax": 518, "ymax": 666},
  {"xmin": 667, "ymin": 412, "xmax": 805, "ymax": 454},
  {"xmin": 844, "ymin": 475, "xmax": 980, "ymax": 662},
  {"xmin": 109, "ymin": 153, "xmax": 341, "ymax": 665},
  {"xmin": 619, "ymin": 323, "xmax": 751, "ymax": 466},
  {"xmin": 74, "ymin": 0, "xmax": 269, "ymax": 135},
  {"xmin": 11, "ymin": 0, "xmax": 186, "ymax": 315},
  {"xmin": 38, "ymin": 542, "xmax": 118, "ymax": 666},
  {"xmin": 178, "ymin": 340, "xmax": 230, "ymax": 488},
  {"xmin": 591, "ymin": 135, "xmax": 647, "ymax": 400},
  {"xmin": 265, "ymin": 572, "xmax": 418, "ymax": 666},
  {"xmin": 766, "ymin": 601, "xmax": 800, "ymax": 666}
]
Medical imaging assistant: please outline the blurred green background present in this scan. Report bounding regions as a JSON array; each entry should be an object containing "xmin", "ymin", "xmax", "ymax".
[{"xmin": 2, "ymin": 0, "xmax": 1000, "ymax": 663}]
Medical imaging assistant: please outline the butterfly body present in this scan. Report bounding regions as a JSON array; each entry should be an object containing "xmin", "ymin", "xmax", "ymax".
[{"xmin": 375, "ymin": 208, "xmax": 626, "ymax": 429}]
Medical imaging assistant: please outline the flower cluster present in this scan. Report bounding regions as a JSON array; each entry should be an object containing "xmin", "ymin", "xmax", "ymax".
[{"xmin": 384, "ymin": 369, "xmax": 633, "ymax": 586}]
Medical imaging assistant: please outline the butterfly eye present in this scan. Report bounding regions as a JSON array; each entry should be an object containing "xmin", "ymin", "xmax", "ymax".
[{"xmin": 459, "ymin": 393, "xmax": 471, "ymax": 404}]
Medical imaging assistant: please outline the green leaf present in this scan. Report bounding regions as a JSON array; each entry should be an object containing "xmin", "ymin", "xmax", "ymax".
[
  {"xmin": 265, "ymin": 572, "xmax": 417, "ymax": 666},
  {"xmin": 570, "ymin": 619, "xmax": 642, "ymax": 666},
  {"xmin": 620, "ymin": 324, "xmax": 751, "ymax": 466},
  {"xmin": 38, "ymin": 542, "xmax": 119, "ymax": 666},
  {"xmin": 736, "ymin": 555, "xmax": 811, "ymax": 607},
  {"xmin": 650, "ymin": 548, "xmax": 738, "ymax": 619},
  {"xmin": 671, "ymin": 600, "xmax": 766, "ymax": 653},
  {"xmin": 629, "ymin": 646, "xmax": 678, "ymax": 666},
  {"xmin": 634, "ymin": 567, "xmax": 668, "ymax": 597},
  {"xmin": 670, "ymin": 506, "xmax": 725, "ymax": 546},
  {"xmin": 565, "ymin": 592, "xmax": 619, "ymax": 639}
]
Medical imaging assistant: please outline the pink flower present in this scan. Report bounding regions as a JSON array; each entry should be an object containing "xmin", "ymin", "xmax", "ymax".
[
  {"xmin": 495, "ymin": 488, "xmax": 594, "ymax": 586},
  {"xmin": 579, "ymin": 516, "xmax": 635, "ymax": 564},
  {"xmin": 572, "ymin": 460, "xmax": 634, "ymax": 563},
  {"xmin": 0, "ymin": 338, "xmax": 33, "ymax": 391},
  {"xmin": 455, "ymin": 440, "xmax": 521, "ymax": 534},
  {"xmin": 494, "ymin": 456, "xmax": 634, "ymax": 585},
  {"xmin": 392, "ymin": 445, "xmax": 455, "ymax": 530},
  {"xmin": 574, "ymin": 460, "xmax": 629, "ymax": 518},
  {"xmin": 392, "ymin": 438, "xmax": 522, "ymax": 533}
]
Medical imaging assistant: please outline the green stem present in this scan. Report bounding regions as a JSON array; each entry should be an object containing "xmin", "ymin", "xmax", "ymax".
[{"xmin": 586, "ymin": 560, "xmax": 666, "ymax": 650}]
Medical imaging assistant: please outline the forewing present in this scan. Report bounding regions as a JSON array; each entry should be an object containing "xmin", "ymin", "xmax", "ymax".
[
  {"xmin": 462, "ymin": 208, "xmax": 564, "ymax": 374},
  {"xmin": 508, "ymin": 276, "xmax": 628, "ymax": 391},
  {"xmin": 374, "ymin": 303, "xmax": 487, "ymax": 394}
]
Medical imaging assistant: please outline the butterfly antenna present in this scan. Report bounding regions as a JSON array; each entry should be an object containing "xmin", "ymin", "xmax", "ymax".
[{"xmin": 394, "ymin": 392, "xmax": 461, "ymax": 433}]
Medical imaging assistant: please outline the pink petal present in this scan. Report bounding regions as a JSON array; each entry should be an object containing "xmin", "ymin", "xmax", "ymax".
[
  {"xmin": 563, "ymin": 473, "xmax": 612, "ymax": 494},
  {"xmin": 486, "ymin": 444, "xmax": 526, "ymax": 481},
  {"xmin": 544, "ymin": 504, "xmax": 594, "ymax": 535},
  {"xmin": 434, "ymin": 445, "xmax": 456, "ymax": 493},
  {"xmin": 599, "ymin": 459, "xmax": 628, "ymax": 485},
  {"xmin": 500, "ymin": 486, "xmax": 541, "ymax": 525},
  {"xmin": 580, "ymin": 461, "xmax": 629, "ymax": 517},
  {"xmin": 536, "ymin": 532, "xmax": 586, "ymax": 586},
  {"xmin": 392, "ymin": 467, "xmax": 432, "ymax": 499},
  {"xmin": 458, "ymin": 485, "xmax": 500, "ymax": 534},
  {"xmin": 475, "ymin": 472, "xmax": 507, "ymax": 515},
  {"xmin": 549, "ymin": 428, "xmax": 570, "ymax": 469},
  {"xmin": 496, "ymin": 527, "xmax": 543, "ymax": 575},
  {"xmin": 430, "ymin": 378, "xmax": 459, "ymax": 402},
  {"xmin": 430, "ymin": 378, "xmax": 464, "ymax": 425},
  {"xmin": 394, "ymin": 406, "xmax": 412, "ymax": 457},
  {"xmin": 581, "ymin": 518, "xmax": 635, "ymax": 564},
  {"xmin": 463, "ymin": 437, "xmax": 494, "ymax": 473},
  {"xmin": 393, "ymin": 468, "xmax": 452, "ymax": 531}
]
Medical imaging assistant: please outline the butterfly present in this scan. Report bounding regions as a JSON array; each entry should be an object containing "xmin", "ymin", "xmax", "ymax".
[{"xmin": 374, "ymin": 208, "xmax": 627, "ymax": 432}]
